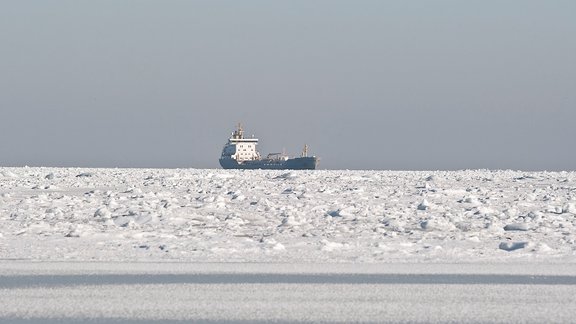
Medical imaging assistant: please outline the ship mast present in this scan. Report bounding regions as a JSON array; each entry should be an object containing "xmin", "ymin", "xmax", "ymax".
[
  {"xmin": 232, "ymin": 123, "xmax": 244, "ymax": 139},
  {"xmin": 301, "ymin": 144, "xmax": 309, "ymax": 157}
]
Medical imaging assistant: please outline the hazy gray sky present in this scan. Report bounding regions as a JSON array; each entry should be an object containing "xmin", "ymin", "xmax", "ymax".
[{"xmin": 1, "ymin": 1, "xmax": 575, "ymax": 170}]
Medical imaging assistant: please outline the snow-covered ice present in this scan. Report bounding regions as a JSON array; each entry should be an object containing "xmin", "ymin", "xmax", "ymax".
[
  {"xmin": 1, "ymin": 167, "xmax": 575, "ymax": 263},
  {"xmin": 1, "ymin": 167, "xmax": 576, "ymax": 322}
]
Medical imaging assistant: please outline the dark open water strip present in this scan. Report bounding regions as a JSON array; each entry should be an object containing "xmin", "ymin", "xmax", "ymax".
[{"xmin": 1, "ymin": 273, "xmax": 576, "ymax": 288}]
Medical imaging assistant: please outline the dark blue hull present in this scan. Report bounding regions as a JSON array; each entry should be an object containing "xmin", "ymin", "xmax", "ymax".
[{"xmin": 219, "ymin": 156, "xmax": 318, "ymax": 170}]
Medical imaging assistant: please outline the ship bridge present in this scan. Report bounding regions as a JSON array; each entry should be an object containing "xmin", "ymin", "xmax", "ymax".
[{"xmin": 222, "ymin": 124, "xmax": 260, "ymax": 162}]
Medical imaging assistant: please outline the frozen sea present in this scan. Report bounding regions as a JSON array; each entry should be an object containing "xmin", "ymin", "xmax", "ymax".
[{"xmin": 1, "ymin": 167, "xmax": 576, "ymax": 323}]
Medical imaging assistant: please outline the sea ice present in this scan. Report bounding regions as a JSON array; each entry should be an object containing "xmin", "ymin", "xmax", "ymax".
[
  {"xmin": 0, "ymin": 167, "xmax": 575, "ymax": 263},
  {"xmin": 499, "ymin": 241, "xmax": 529, "ymax": 251},
  {"xmin": 504, "ymin": 223, "xmax": 530, "ymax": 231}
]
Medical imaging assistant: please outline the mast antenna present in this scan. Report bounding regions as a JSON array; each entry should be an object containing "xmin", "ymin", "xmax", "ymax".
[
  {"xmin": 301, "ymin": 144, "xmax": 309, "ymax": 157},
  {"xmin": 234, "ymin": 122, "xmax": 244, "ymax": 139}
]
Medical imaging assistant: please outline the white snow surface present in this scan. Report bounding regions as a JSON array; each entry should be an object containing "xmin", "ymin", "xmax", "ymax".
[
  {"xmin": 1, "ymin": 167, "xmax": 576, "ymax": 263},
  {"xmin": 2, "ymin": 167, "xmax": 576, "ymax": 323},
  {"xmin": 0, "ymin": 168, "xmax": 576, "ymax": 263}
]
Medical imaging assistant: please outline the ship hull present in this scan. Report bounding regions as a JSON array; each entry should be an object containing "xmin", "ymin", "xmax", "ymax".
[{"xmin": 219, "ymin": 156, "xmax": 318, "ymax": 170}]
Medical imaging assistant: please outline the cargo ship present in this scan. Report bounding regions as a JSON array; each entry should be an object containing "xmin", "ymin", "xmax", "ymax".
[{"xmin": 219, "ymin": 124, "xmax": 318, "ymax": 170}]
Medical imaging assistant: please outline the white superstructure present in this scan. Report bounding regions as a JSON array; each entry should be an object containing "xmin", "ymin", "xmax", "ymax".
[{"xmin": 221, "ymin": 124, "xmax": 261, "ymax": 162}]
